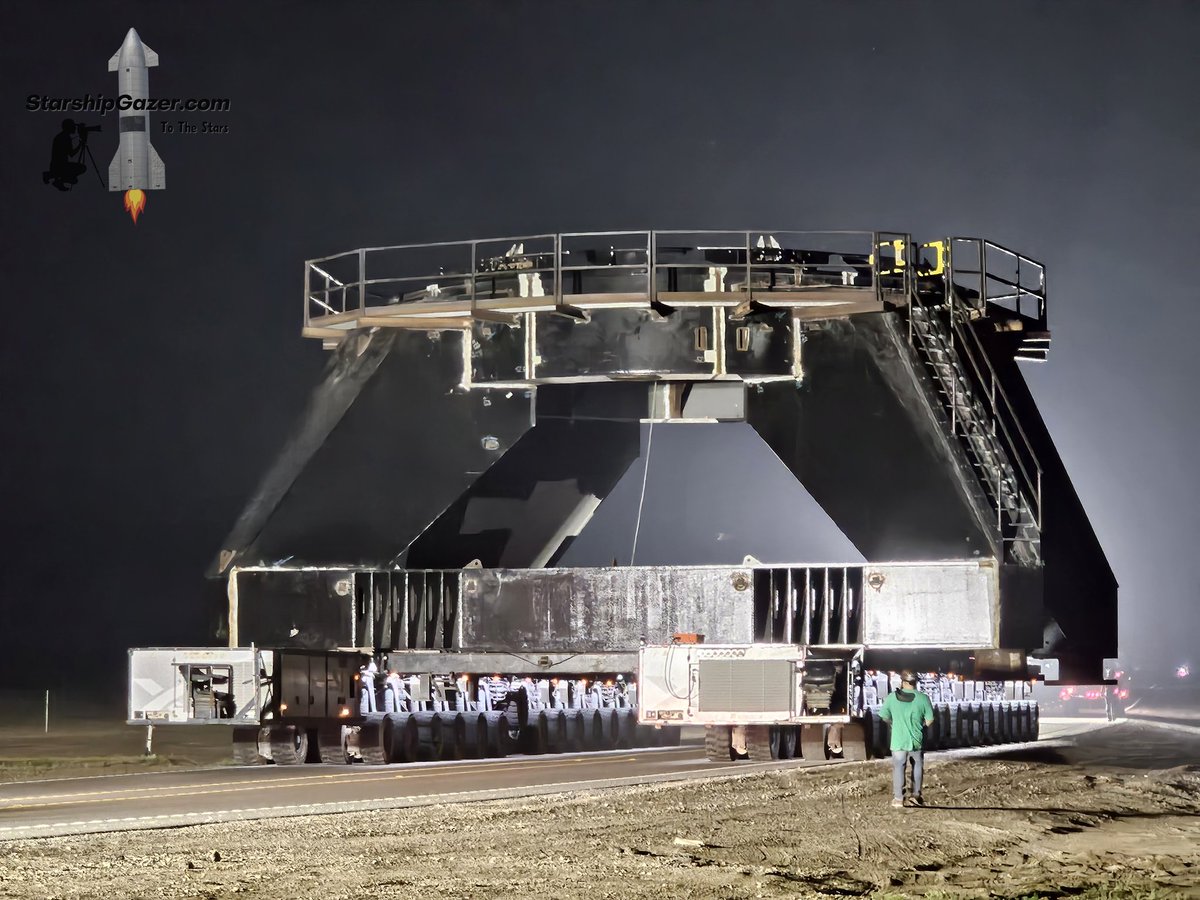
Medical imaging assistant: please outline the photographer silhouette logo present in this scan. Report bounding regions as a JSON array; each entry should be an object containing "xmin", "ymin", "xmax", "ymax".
[{"xmin": 42, "ymin": 118, "xmax": 102, "ymax": 192}]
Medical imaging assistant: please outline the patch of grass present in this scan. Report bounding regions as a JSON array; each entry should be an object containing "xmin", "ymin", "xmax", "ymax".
[{"xmin": 0, "ymin": 754, "xmax": 198, "ymax": 778}]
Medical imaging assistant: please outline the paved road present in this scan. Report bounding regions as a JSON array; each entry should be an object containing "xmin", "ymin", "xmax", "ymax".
[{"xmin": 0, "ymin": 720, "xmax": 1097, "ymax": 841}]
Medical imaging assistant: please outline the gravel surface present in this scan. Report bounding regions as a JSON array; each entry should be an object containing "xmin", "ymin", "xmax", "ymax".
[{"xmin": 1, "ymin": 723, "xmax": 1197, "ymax": 899}]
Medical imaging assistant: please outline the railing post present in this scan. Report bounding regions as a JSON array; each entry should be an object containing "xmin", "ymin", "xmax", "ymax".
[
  {"xmin": 554, "ymin": 234, "xmax": 562, "ymax": 305},
  {"xmin": 469, "ymin": 240, "xmax": 478, "ymax": 312},
  {"xmin": 647, "ymin": 230, "xmax": 654, "ymax": 302},
  {"xmin": 303, "ymin": 261, "xmax": 311, "ymax": 327},
  {"xmin": 872, "ymin": 232, "xmax": 882, "ymax": 309},
  {"xmin": 1016, "ymin": 257, "xmax": 1022, "ymax": 319},
  {"xmin": 358, "ymin": 248, "xmax": 367, "ymax": 314},
  {"xmin": 979, "ymin": 240, "xmax": 986, "ymax": 316},
  {"xmin": 1037, "ymin": 469, "xmax": 1043, "ymax": 530},
  {"xmin": 744, "ymin": 231, "xmax": 752, "ymax": 299}
]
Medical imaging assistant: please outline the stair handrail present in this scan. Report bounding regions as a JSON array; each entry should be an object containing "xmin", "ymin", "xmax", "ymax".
[{"xmin": 947, "ymin": 310, "xmax": 1043, "ymax": 529}]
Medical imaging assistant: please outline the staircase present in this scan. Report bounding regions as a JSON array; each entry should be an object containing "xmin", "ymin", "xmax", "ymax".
[{"xmin": 906, "ymin": 297, "xmax": 1042, "ymax": 566}]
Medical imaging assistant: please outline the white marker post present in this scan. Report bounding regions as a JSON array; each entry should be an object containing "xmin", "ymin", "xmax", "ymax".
[{"xmin": 44, "ymin": 690, "xmax": 49, "ymax": 734}]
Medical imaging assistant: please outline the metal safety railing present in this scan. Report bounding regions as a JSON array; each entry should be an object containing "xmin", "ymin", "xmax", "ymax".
[
  {"xmin": 303, "ymin": 230, "xmax": 916, "ymax": 327},
  {"xmin": 905, "ymin": 238, "xmax": 1045, "ymax": 558},
  {"xmin": 946, "ymin": 237, "xmax": 1047, "ymax": 326}
]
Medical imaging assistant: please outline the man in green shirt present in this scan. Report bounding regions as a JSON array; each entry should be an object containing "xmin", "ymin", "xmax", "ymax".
[{"xmin": 878, "ymin": 670, "xmax": 935, "ymax": 808}]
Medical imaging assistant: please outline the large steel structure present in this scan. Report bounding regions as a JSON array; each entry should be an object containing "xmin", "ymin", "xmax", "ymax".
[{"xmin": 130, "ymin": 229, "xmax": 1116, "ymax": 764}]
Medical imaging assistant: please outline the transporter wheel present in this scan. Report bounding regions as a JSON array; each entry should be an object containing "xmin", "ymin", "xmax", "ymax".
[
  {"xmin": 966, "ymin": 703, "xmax": 982, "ymax": 746},
  {"xmin": 542, "ymin": 709, "xmax": 568, "ymax": 752},
  {"xmin": 384, "ymin": 714, "xmax": 418, "ymax": 763},
  {"xmin": 460, "ymin": 712, "xmax": 488, "ymax": 759},
  {"xmin": 615, "ymin": 709, "xmax": 638, "ymax": 749},
  {"xmin": 269, "ymin": 724, "xmax": 308, "ymax": 766},
  {"xmin": 800, "ymin": 724, "xmax": 828, "ymax": 761},
  {"xmin": 358, "ymin": 720, "xmax": 387, "ymax": 765},
  {"xmin": 778, "ymin": 726, "xmax": 798, "ymax": 760},
  {"xmin": 997, "ymin": 702, "xmax": 1010, "ymax": 742},
  {"xmin": 866, "ymin": 711, "xmax": 890, "ymax": 758},
  {"xmin": 596, "ymin": 708, "xmax": 620, "ymax": 749},
  {"xmin": 947, "ymin": 706, "xmax": 962, "ymax": 749},
  {"xmin": 563, "ymin": 710, "xmax": 586, "ymax": 752},
  {"xmin": 838, "ymin": 722, "xmax": 868, "ymax": 761},
  {"xmin": 483, "ymin": 711, "xmax": 513, "ymax": 757},
  {"xmin": 520, "ymin": 712, "xmax": 549, "ymax": 755},
  {"xmin": 413, "ymin": 711, "xmax": 445, "ymax": 760},
  {"xmin": 743, "ymin": 725, "xmax": 781, "ymax": 761},
  {"xmin": 704, "ymin": 725, "xmax": 735, "ymax": 762},
  {"xmin": 937, "ymin": 705, "xmax": 953, "ymax": 749},
  {"xmin": 232, "ymin": 726, "xmax": 269, "ymax": 765},
  {"xmin": 317, "ymin": 724, "xmax": 351, "ymax": 764},
  {"xmin": 440, "ymin": 712, "xmax": 467, "ymax": 760},
  {"xmin": 580, "ymin": 709, "xmax": 605, "ymax": 750},
  {"xmin": 1029, "ymin": 702, "xmax": 1040, "ymax": 741}
]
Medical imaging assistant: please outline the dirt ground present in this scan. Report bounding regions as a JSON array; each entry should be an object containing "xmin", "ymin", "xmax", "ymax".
[
  {"xmin": 1, "ymin": 721, "xmax": 1197, "ymax": 899},
  {"xmin": 0, "ymin": 721, "xmax": 231, "ymax": 783}
]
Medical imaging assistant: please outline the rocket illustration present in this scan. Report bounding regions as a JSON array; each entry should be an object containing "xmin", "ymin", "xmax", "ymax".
[{"xmin": 108, "ymin": 28, "xmax": 164, "ymax": 222}]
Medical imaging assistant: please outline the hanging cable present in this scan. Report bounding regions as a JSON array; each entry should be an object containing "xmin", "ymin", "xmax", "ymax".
[{"xmin": 629, "ymin": 419, "xmax": 655, "ymax": 566}]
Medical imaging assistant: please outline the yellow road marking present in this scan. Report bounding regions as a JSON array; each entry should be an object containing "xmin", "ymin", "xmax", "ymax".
[{"xmin": 0, "ymin": 755, "xmax": 646, "ymax": 813}]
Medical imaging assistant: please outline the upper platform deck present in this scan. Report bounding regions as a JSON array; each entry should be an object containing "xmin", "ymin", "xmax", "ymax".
[{"xmin": 303, "ymin": 230, "xmax": 1049, "ymax": 350}]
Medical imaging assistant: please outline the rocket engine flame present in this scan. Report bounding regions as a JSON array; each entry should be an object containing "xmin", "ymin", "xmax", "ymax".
[{"xmin": 123, "ymin": 189, "xmax": 146, "ymax": 223}]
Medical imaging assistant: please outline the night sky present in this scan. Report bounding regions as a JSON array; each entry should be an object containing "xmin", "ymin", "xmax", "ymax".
[{"xmin": 3, "ymin": 2, "xmax": 1196, "ymax": 688}]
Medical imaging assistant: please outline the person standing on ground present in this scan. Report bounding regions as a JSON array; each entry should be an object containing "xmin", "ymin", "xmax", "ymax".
[{"xmin": 878, "ymin": 670, "xmax": 935, "ymax": 808}]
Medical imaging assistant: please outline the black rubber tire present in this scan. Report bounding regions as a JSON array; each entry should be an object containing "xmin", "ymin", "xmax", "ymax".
[
  {"xmin": 542, "ymin": 709, "xmax": 569, "ymax": 752},
  {"xmin": 581, "ymin": 709, "xmax": 605, "ymax": 750},
  {"xmin": 460, "ymin": 712, "xmax": 488, "ymax": 759},
  {"xmin": 384, "ymin": 714, "xmax": 418, "ymax": 763},
  {"xmin": 744, "ymin": 725, "xmax": 781, "ymax": 761},
  {"xmin": 966, "ymin": 703, "xmax": 982, "ymax": 746},
  {"xmin": 317, "ymin": 724, "xmax": 350, "ymax": 764},
  {"xmin": 520, "ymin": 711, "xmax": 549, "ymax": 755},
  {"xmin": 839, "ymin": 721, "xmax": 869, "ymax": 761},
  {"xmin": 414, "ymin": 711, "xmax": 445, "ymax": 760},
  {"xmin": 440, "ymin": 712, "xmax": 467, "ymax": 760},
  {"xmin": 614, "ymin": 709, "xmax": 637, "ymax": 749},
  {"xmin": 563, "ymin": 710, "xmax": 586, "ymax": 752},
  {"xmin": 800, "ymin": 723, "xmax": 828, "ymax": 761},
  {"xmin": 232, "ymin": 726, "xmax": 268, "ymax": 765},
  {"xmin": 269, "ymin": 724, "xmax": 308, "ymax": 766},
  {"xmin": 984, "ymin": 705, "xmax": 1003, "ymax": 748},
  {"xmin": 1030, "ymin": 702, "xmax": 1040, "ymax": 741},
  {"xmin": 704, "ymin": 725, "xmax": 735, "ymax": 761},
  {"xmin": 947, "ymin": 707, "xmax": 961, "ymax": 748},
  {"xmin": 358, "ymin": 720, "xmax": 387, "ymax": 765},
  {"xmin": 596, "ymin": 708, "xmax": 620, "ymax": 749},
  {"xmin": 778, "ymin": 725, "xmax": 798, "ymax": 760},
  {"xmin": 483, "ymin": 711, "xmax": 513, "ymax": 757},
  {"xmin": 938, "ymin": 705, "xmax": 953, "ymax": 749},
  {"xmin": 999, "ymin": 704, "xmax": 1013, "ymax": 743},
  {"xmin": 866, "ymin": 711, "xmax": 889, "ymax": 758}
]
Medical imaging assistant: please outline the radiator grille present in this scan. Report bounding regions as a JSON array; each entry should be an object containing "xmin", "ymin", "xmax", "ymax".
[{"xmin": 697, "ymin": 659, "xmax": 794, "ymax": 713}]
